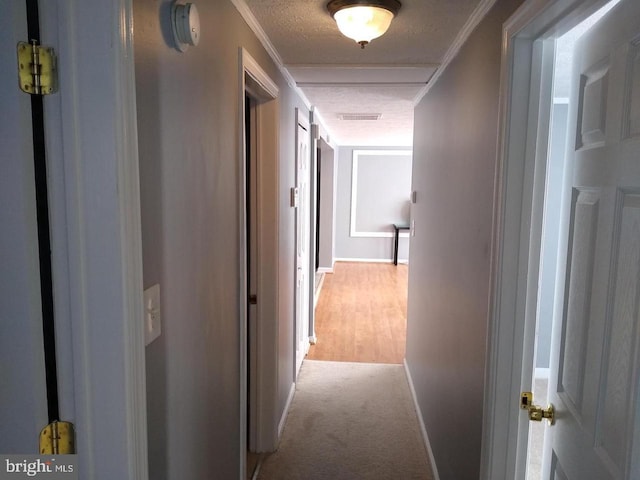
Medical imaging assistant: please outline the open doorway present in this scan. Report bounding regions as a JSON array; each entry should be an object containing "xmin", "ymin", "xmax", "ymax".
[
  {"xmin": 239, "ymin": 48, "xmax": 281, "ymax": 479},
  {"xmin": 307, "ymin": 147, "xmax": 413, "ymax": 365},
  {"xmin": 484, "ymin": 0, "xmax": 640, "ymax": 478},
  {"xmin": 525, "ymin": 4, "xmax": 622, "ymax": 477}
]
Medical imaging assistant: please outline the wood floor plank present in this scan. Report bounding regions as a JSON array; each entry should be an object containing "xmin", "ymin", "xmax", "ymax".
[{"xmin": 307, "ymin": 262, "xmax": 408, "ymax": 364}]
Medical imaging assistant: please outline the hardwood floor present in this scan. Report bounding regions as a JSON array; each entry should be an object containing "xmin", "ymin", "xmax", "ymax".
[{"xmin": 307, "ymin": 262, "xmax": 408, "ymax": 364}]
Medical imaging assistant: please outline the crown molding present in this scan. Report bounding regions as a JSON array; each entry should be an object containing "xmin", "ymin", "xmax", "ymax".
[
  {"xmin": 230, "ymin": 0, "xmax": 313, "ymax": 110},
  {"xmin": 413, "ymin": 0, "xmax": 498, "ymax": 105}
]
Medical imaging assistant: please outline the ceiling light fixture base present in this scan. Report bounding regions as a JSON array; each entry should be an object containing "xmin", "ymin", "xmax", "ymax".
[{"xmin": 326, "ymin": 0, "xmax": 401, "ymax": 17}]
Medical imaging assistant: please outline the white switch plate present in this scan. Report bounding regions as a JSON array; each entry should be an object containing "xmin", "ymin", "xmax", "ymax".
[{"xmin": 144, "ymin": 284, "xmax": 161, "ymax": 346}]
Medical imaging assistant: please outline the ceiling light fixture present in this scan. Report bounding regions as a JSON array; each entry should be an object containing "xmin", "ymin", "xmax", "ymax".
[{"xmin": 327, "ymin": 0, "xmax": 401, "ymax": 49}]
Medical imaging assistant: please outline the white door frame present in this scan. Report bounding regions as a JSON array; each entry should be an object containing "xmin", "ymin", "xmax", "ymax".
[
  {"xmin": 238, "ymin": 48, "xmax": 281, "ymax": 469},
  {"xmin": 481, "ymin": 0, "xmax": 612, "ymax": 478},
  {"xmin": 34, "ymin": 1, "xmax": 148, "ymax": 478},
  {"xmin": 294, "ymin": 108, "xmax": 311, "ymax": 377}
]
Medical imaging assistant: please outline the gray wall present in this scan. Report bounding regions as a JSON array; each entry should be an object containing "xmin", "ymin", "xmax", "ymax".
[
  {"xmin": 317, "ymin": 139, "xmax": 336, "ymax": 270},
  {"xmin": 405, "ymin": 0, "xmax": 524, "ymax": 478},
  {"xmin": 133, "ymin": 1, "xmax": 307, "ymax": 478},
  {"xmin": 335, "ymin": 146, "xmax": 412, "ymax": 262}
]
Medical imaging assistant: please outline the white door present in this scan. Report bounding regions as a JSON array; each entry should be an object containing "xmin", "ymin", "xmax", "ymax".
[
  {"xmin": 544, "ymin": 1, "xmax": 640, "ymax": 477},
  {"xmin": 295, "ymin": 111, "xmax": 310, "ymax": 376},
  {"xmin": 0, "ymin": 0, "xmax": 50, "ymax": 452}
]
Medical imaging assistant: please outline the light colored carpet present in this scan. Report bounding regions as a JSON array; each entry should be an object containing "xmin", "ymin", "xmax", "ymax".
[
  {"xmin": 526, "ymin": 376, "xmax": 549, "ymax": 480},
  {"xmin": 257, "ymin": 360, "xmax": 434, "ymax": 480}
]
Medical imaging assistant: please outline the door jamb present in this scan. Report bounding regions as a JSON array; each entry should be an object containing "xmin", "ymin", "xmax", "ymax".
[
  {"xmin": 238, "ymin": 48, "xmax": 280, "ymax": 474},
  {"xmin": 38, "ymin": 0, "xmax": 148, "ymax": 477},
  {"xmin": 481, "ymin": 0, "xmax": 611, "ymax": 478}
]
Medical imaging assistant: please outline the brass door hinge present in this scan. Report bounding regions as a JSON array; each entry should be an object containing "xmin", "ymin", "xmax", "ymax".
[
  {"xmin": 40, "ymin": 421, "xmax": 75, "ymax": 454},
  {"xmin": 17, "ymin": 41, "xmax": 58, "ymax": 95}
]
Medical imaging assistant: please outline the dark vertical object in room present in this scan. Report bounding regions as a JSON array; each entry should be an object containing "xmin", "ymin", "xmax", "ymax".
[
  {"xmin": 315, "ymin": 147, "xmax": 321, "ymax": 271},
  {"xmin": 26, "ymin": 0, "xmax": 60, "ymax": 424},
  {"xmin": 244, "ymin": 92, "xmax": 252, "ymax": 441}
]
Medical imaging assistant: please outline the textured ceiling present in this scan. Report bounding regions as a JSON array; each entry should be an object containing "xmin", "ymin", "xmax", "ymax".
[{"xmin": 242, "ymin": 0, "xmax": 483, "ymax": 146}]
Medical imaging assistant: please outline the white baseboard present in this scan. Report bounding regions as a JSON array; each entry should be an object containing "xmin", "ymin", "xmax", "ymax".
[
  {"xmin": 403, "ymin": 359, "xmax": 441, "ymax": 480},
  {"xmin": 309, "ymin": 335, "xmax": 317, "ymax": 345},
  {"xmin": 316, "ymin": 267, "xmax": 333, "ymax": 273},
  {"xmin": 278, "ymin": 382, "xmax": 296, "ymax": 438},
  {"xmin": 314, "ymin": 274, "xmax": 326, "ymax": 308},
  {"xmin": 335, "ymin": 257, "xmax": 409, "ymax": 264}
]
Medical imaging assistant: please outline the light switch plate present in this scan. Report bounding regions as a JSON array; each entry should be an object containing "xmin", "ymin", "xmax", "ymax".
[{"xmin": 144, "ymin": 284, "xmax": 161, "ymax": 346}]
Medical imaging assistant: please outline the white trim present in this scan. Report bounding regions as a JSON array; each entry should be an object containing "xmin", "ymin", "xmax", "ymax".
[
  {"xmin": 297, "ymin": 106, "xmax": 310, "ymax": 130},
  {"xmin": 413, "ymin": 0, "xmax": 498, "ymax": 105},
  {"xmin": 278, "ymin": 382, "xmax": 296, "ymax": 438},
  {"xmin": 242, "ymin": 48, "xmax": 279, "ymax": 98},
  {"xmin": 349, "ymin": 149, "xmax": 413, "ymax": 238},
  {"xmin": 316, "ymin": 267, "xmax": 334, "ymax": 274},
  {"xmin": 313, "ymin": 274, "xmax": 325, "ymax": 309},
  {"xmin": 45, "ymin": 0, "xmax": 148, "ymax": 477},
  {"xmin": 115, "ymin": 3, "xmax": 149, "ymax": 476},
  {"xmin": 350, "ymin": 232, "xmax": 410, "ymax": 238},
  {"xmin": 230, "ymin": 0, "xmax": 312, "ymax": 111},
  {"xmin": 404, "ymin": 360, "xmax": 441, "ymax": 480},
  {"xmin": 553, "ymin": 97, "xmax": 570, "ymax": 104},
  {"xmin": 230, "ymin": 0, "xmax": 283, "ymax": 68},
  {"xmin": 239, "ymin": 48, "xmax": 281, "ymax": 463},
  {"xmin": 334, "ymin": 257, "xmax": 407, "ymax": 264},
  {"xmin": 481, "ymin": 5, "xmax": 551, "ymax": 475},
  {"xmin": 312, "ymin": 109, "xmax": 339, "ymax": 150}
]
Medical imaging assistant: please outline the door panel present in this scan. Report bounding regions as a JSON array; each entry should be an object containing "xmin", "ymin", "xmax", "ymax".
[
  {"xmin": 598, "ymin": 191, "xmax": 640, "ymax": 473},
  {"xmin": 547, "ymin": 1, "xmax": 640, "ymax": 478},
  {"xmin": 558, "ymin": 189, "xmax": 599, "ymax": 420},
  {"xmin": 294, "ymin": 114, "xmax": 310, "ymax": 377}
]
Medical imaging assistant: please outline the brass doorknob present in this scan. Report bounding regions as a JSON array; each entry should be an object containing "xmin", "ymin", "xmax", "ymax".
[{"xmin": 520, "ymin": 391, "xmax": 555, "ymax": 425}]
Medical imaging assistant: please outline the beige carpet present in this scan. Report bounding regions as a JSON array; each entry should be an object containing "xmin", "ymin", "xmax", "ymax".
[{"xmin": 257, "ymin": 360, "xmax": 434, "ymax": 480}]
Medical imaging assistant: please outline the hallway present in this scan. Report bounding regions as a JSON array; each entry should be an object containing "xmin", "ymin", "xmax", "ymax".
[
  {"xmin": 308, "ymin": 262, "xmax": 408, "ymax": 364},
  {"xmin": 256, "ymin": 360, "xmax": 434, "ymax": 480},
  {"xmin": 250, "ymin": 262, "xmax": 424, "ymax": 479}
]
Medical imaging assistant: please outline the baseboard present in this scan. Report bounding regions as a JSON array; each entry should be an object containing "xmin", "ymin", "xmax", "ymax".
[
  {"xmin": 309, "ymin": 334, "xmax": 317, "ymax": 345},
  {"xmin": 403, "ymin": 359, "xmax": 441, "ymax": 480},
  {"xmin": 278, "ymin": 382, "xmax": 296, "ymax": 438},
  {"xmin": 335, "ymin": 257, "xmax": 409, "ymax": 264},
  {"xmin": 316, "ymin": 267, "xmax": 333, "ymax": 273},
  {"xmin": 314, "ymin": 274, "xmax": 326, "ymax": 308}
]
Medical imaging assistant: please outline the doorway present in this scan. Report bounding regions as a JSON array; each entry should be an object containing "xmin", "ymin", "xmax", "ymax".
[
  {"xmin": 239, "ymin": 48, "xmax": 281, "ymax": 478},
  {"xmin": 525, "ymin": 4, "xmax": 621, "ymax": 477},
  {"xmin": 483, "ymin": 0, "xmax": 640, "ymax": 478},
  {"xmin": 244, "ymin": 91, "xmax": 260, "ymax": 478}
]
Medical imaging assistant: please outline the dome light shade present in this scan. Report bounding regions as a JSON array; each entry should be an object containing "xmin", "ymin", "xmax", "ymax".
[{"xmin": 327, "ymin": 0, "xmax": 401, "ymax": 48}]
